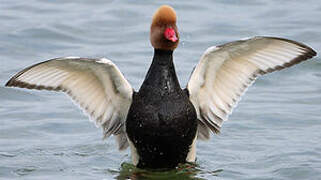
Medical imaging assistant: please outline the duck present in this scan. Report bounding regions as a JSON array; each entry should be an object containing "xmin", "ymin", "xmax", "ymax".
[{"xmin": 5, "ymin": 5, "xmax": 317, "ymax": 169}]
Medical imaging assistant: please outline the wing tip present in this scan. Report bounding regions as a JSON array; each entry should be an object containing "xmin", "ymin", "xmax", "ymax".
[
  {"xmin": 263, "ymin": 36, "xmax": 317, "ymax": 57},
  {"xmin": 5, "ymin": 69, "xmax": 28, "ymax": 88},
  {"xmin": 246, "ymin": 36, "xmax": 317, "ymax": 56},
  {"xmin": 256, "ymin": 37, "xmax": 317, "ymax": 75},
  {"xmin": 4, "ymin": 58, "xmax": 54, "ymax": 88},
  {"xmin": 5, "ymin": 78, "xmax": 27, "ymax": 88},
  {"xmin": 5, "ymin": 78, "xmax": 14, "ymax": 87},
  {"xmin": 5, "ymin": 79, "xmax": 60, "ymax": 91},
  {"xmin": 270, "ymin": 37, "xmax": 317, "ymax": 55},
  {"xmin": 264, "ymin": 48, "xmax": 316, "ymax": 74}
]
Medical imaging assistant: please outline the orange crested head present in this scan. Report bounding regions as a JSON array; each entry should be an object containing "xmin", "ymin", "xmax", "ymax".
[
  {"xmin": 152, "ymin": 5, "xmax": 177, "ymax": 26},
  {"xmin": 150, "ymin": 5, "xmax": 179, "ymax": 51}
]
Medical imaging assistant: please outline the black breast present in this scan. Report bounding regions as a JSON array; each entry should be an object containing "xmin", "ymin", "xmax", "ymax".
[{"xmin": 125, "ymin": 49, "xmax": 198, "ymax": 169}]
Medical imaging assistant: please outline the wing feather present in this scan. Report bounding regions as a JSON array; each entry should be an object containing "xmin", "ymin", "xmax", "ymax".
[
  {"xmin": 187, "ymin": 37, "xmax": 316, "ymax": 139},
  {"xmin": 6, "ymin": 57, "xmax": 133, "ymax": 150}
]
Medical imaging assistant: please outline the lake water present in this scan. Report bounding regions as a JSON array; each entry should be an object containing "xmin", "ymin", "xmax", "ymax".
[{"xmin": 0, "ymin": 0, "xmax": 320, "ymax": 179}]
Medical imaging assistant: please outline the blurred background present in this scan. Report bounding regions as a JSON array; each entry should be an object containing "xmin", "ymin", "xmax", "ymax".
[{"xmin": 0, "ymin": 0, "xmax": 320, "ymax": 179}]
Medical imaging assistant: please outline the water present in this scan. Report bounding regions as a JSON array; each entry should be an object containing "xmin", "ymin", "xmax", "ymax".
[{"xmin": 0, "ymin": 0, "xmax": 320, "ymax": 179}]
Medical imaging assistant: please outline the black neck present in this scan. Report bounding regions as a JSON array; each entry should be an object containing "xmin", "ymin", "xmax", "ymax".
[{"xmin": 139, "ymin": 49, "xmax": 181, "ymax": 95}]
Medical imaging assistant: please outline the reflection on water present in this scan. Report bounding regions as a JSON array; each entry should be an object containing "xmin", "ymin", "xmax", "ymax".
[{"xmin": 112, "ymin": 163, "xmax": 222, "ymax": 180}]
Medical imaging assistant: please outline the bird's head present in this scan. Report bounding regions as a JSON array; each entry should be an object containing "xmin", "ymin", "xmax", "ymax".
[{"xmin": 150, "ymin": 5, "xmax": 179, "ymax": 51}]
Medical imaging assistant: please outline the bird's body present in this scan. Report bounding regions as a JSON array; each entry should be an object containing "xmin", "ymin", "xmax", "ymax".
[
  {"xmin": 126, "ymin": 49, "xmax": 197, "ymax": 168},
  {"xmin": 5, "ymin": 5, "xmax": 317, "ymax": 169}
]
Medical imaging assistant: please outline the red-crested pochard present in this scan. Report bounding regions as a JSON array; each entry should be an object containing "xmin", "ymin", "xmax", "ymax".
[{"xmin": 5, "ymin": 5, "xmax": 317, "ymax": 169}]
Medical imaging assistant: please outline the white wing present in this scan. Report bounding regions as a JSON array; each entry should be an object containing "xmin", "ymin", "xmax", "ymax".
[
  {"xmin": 187, "ymin": 37, "xmax": 316, "ymax": 139},
  {"xmin": 6, "ymin": 57, "xmax": 133, "ymax": 150}
]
